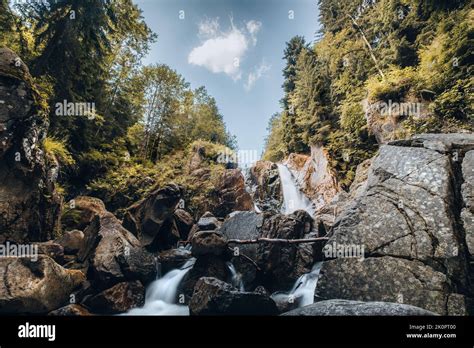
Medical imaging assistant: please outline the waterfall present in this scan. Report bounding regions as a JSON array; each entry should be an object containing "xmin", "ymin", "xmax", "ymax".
[
  {"xmin": 125, "ymin": 259, "xmax": 195, "ymax": 316},
  {"xmin": 227, "ymin": 262, "xmax": 245, "ymax": 292},
  {"xmin": 271, "ymin": 262, "xmax": 323, "ymax": 308},
  {"xmin": 277, "ymin": 164, "xmax": 314, "ymax": 215}
]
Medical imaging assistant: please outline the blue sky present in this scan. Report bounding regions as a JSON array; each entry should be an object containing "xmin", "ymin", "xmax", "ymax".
[{"xmin": 134, "ymin": 0, "xmax": 320, "ymax": 155}]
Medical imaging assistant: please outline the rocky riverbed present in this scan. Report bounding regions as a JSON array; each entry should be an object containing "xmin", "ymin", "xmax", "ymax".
[{"xmin": 0, "ymin": 47, "xmax": 473, "ymax": 316}]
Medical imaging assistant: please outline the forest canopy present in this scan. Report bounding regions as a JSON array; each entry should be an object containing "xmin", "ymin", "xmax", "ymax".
[
  {"xmin": 264, "ymin": 0, "xmax": 473, "ymax": 187},
  {"xmin": 0, "ymin": 0, "xmax": 234, "ymax": 199}
]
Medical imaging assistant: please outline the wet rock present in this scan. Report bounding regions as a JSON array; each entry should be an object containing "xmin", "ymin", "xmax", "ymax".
[
  {"xmin": 48, "ymin": 304, "xmax": 92, "ymax": 316},
  {"xmin": 189, "ymin": 277, "xmax": 278, "ymax": 316},
  {"xmin": 78, "ymin": 213, "xmax": 157, "ymax": 289},
  {"xmin": 191, "ymin": 231, "xmax": 227, "ymax": 257},
  {"xmin": 316, "ymin": 135, "xmax": 474, "ymax": 315},
  {"xmin": 173, "ymin": 209, "xmax": 194, "ymax": 240},
  {"xmin": 62, "ymin": 196, "xmax": 107, "ymax": 232},
  {"xmin": 220, "ymin": 211, "xmax": 263, "ymax": 288},
  {"xmin": 158, "ymin": 248, "xmax": 192, "ymax": 274},
  {"xmin": 247, "ymin": 161, "xmax": 283, "ymax": 213},
  {"xmin": 0, "ymin": 47, "xmax": 61, "ymax": 243},
  {"xmin": 214, "ymin": 169, "xmax": 253, "ymax": 217},
  {"xmin": 84, "ymin": 281, "xmax": 145, "ymax": 314},
  {"xmin": 180, "ymin": 255, "xmax": 229, "ymax": 299},
  {"xmin": 56, "ymin": 229, "xmax": 85, "ymax": 255},
  {"xmin": 257, "ymin": 210, "xmax": 315, "ymax": 291},
  {"xmin": 0, "ymin": 255, "xmax": 85, "ymax": 314},
  {"xmin": 123, "ymin": 184, "xmax": 182, "ymax": 249},
  {"xmin": 35, "ymin": 241, "xmax": 64, "ymax": 264},
  {"xmin": 282, "ymin": 299, "xmax": 437, "ymax": 316},
  {"xmin": 315, "ymin": 158, "xmax": 371, "ymax": 232},
  {"xmin": 197, "ymin": 212, "xmax": 220, "ymax": 231}
]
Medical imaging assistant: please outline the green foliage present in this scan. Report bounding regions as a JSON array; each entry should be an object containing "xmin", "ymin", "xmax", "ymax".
[
  {"xmin": 43, "ymin": 137, "xmax": 75, "ymax": 166},
  {"xmin": 88, "ymin": 140, "xmax": 230, "ymax": 218},
  {"xmin": 366, "ymin": 67, "xmax": 419, "ymax": 102},
  {"xmin": 265, "ymin": 0, "xmax": 472, "ymax": 189},
  {"xmin": 263, "ymin": 113, "xmax": 286, "ymax": 162}
]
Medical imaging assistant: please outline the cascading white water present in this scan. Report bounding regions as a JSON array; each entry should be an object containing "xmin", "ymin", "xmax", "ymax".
[
  {"xmin": 227, "ymin": 262, "xmax": 245, "ymax": 292},
  {"xmin": 125, "ymin": 259, "xmax": 195, "ymax": 316},
  {"xmin": 277, "ymin": 164, "xmax": 314, "ymax": 215},
  {"xmin": 271, "ymin": 262, "xmax": 323, "ymax": 308},
  {"xmin": 275, "ymin": 165, "xmax": 322, "ymax": 308}
]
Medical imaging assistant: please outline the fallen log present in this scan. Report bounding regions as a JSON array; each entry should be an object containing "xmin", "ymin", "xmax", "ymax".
[{"xmin": 227, "ymin": 237, "xmax": 329, "ymax": 245}]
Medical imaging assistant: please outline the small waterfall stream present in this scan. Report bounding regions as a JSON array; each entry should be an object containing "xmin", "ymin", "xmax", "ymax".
[
  {"xmin": 271, "ymin": 262, "xmax": 323, "ymax": 308},
  {"xmin": 125, "ymin": 259, "xmax": 195, "ymax": 316},
  {"xmin": 276, "ymin": 164, "xmax": 321, "ymax": 308},
  {"xmin": 277, "ymin": 164, "xmax": 315, "ymax": 215}
]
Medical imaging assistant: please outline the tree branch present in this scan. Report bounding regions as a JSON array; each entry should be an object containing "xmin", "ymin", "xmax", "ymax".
[
  {"xmin": 227, "ymin": 237, "xmax": 329, "ymax": 245},
  {"xmin": 347, "ymin": 14, "xmax": 385, "ymax": 80}
]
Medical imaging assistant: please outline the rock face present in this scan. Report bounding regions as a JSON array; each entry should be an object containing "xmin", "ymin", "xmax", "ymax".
[
  {"xmin": 282, "ymin": 299, "xmax": 437, "ymax": 316},
  {"xmin": 123, "ymin": 184, "xmax": 182, "ymax": 250},
  {"xmin": 84, "ymin": 281, "xmax": 145, "ymax": 314},
  {"xmin": 461, "ymin": 150, "xmax": 474, "ymax": 275},
  {"xmin": 61, "ymin": 196, "xmax": 107, "ymax": 232},
  {"xmin": 214, "ymin": 169, "xmax": 253, "ymax": 217},
  {"xmin": 247, "ymin": 161, "xmax": 283, "ymax": 213},
  {"xmin": 0, "ymin": 47, "xmax": 61, "ymax": 243},
  {"xmin": 189, "ymin": 277, "xmax": 278, "ymax": 316},
  {"xmin": 316, "ymin": 134, "xmax": 474, "ymax": 315},
  {"xmin": 257, "ymin": 211, "xmax": 315, "ymax": 291},
  {"xmin": 56, "ymin": 230, "xmax": 85, "ymax": 255},
  {"xmin": 48, "ymin": 304, "xmax": 92, "ymax": 316},
  {"xmin": 191, "ymin": 231, "xmax": 227, "ymax": 257},
  {"xmin": 220, "ymin": 211, "xmax": 263, "ymax": 289},
  {"xmin": 79, "ymin": 213, "xmax": 157, "ymax": 289},
  {"xmin": 158, "ymin": 248, "xmax": 192, "ymax": 274},
  {"xmin": 173, "ymin": 209, "xmax": 194, "ymax": 240},
  {"xmin": 0, "ymin": 255, "xmax": 85, "ymax": 314},
  {"xmin": 285, "ymin": 145, "xmax": 340, "ymax": 211}
]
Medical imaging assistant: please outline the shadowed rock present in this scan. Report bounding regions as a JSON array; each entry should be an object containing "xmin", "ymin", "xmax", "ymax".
[{"xmin": 282, "ymin": 299, "xmax": 438, "ymax": 316}]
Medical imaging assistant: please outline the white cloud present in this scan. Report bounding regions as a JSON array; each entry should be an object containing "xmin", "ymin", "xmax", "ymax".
[
  {"xmin": 244, "ymin": 61, "xmax": 271, "ymax": 91},
  {"xmin": 188, "ymin": 18, "xmax": 262, "ymax": 80},
  {"xmin": 246, "ymin": 20, "xmax": 262, "ymax": 46},
  {"xmin": 198, "ymin": 17, "xmax": 220, "ymax": 39}
]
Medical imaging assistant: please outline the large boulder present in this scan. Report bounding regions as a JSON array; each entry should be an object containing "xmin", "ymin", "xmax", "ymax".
[
  {"xmin": 461, "ymin": 151, "xmax": 474, "ymax": 256},
  {"xmin": 213, "ymin": 169, "xmax": 253, "ymax": 217},
  {"xmin": 0, "ymin": 255, "xmax": 85, "ymax": 314},
  {"xmin": 257, "ymin": 210, "xmax": 315, "ymax": 291},
  {"xmin": 158, "ymin": 248, "xmax": 192, "ymax": 275},
  {"xmin": 61, "ymin": 196, "xmax": 107, "ymax": 232},
  {"xmin": 84, "ymin": 281, "xmax": 145, "ymax": 314},
  {"xmin": 78, "ymin": 213, "xmax": 157, "ymax": 289},
  {"xmin": 189, "ymin": 277, "xmax": 278, "ymax": 316},
  {"xmin": 316, "ymin": 134, "xmax": 474, "ymax": 315},
  {"xmin": 180, "ymin": 256, "xmax": 229, "ymax": 300},
  {"xmin": 247, "ymin": 161, "xmax": 283, "ymax": 213},
  {"xmin": 123, "ymin": 184, "xmax": 182, "ymax": 250},
  {"xmin": 0, "ymin": 47, "xmax": 61, "ymax": 243},
  {"xmin": 282, "ymin": 299, "xmax": 437, "ymax": 316},
  {"xmin": 173, "ymin": 209, "xmax": 194, "ymax": 240},
  {"xmin": 191, "ymin": 231, "xmax": 227, "ymax": 257},
  {"xmin": 48, "ymin": 304, "xmax": 92, "ymax": 316},
  {"xmin": 220, "ymin": 211, "xmax": 263, "ymax": 289},
  {"xmin": 56, "ymin": 229, "xmax": 85, "ymax": 255}
]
